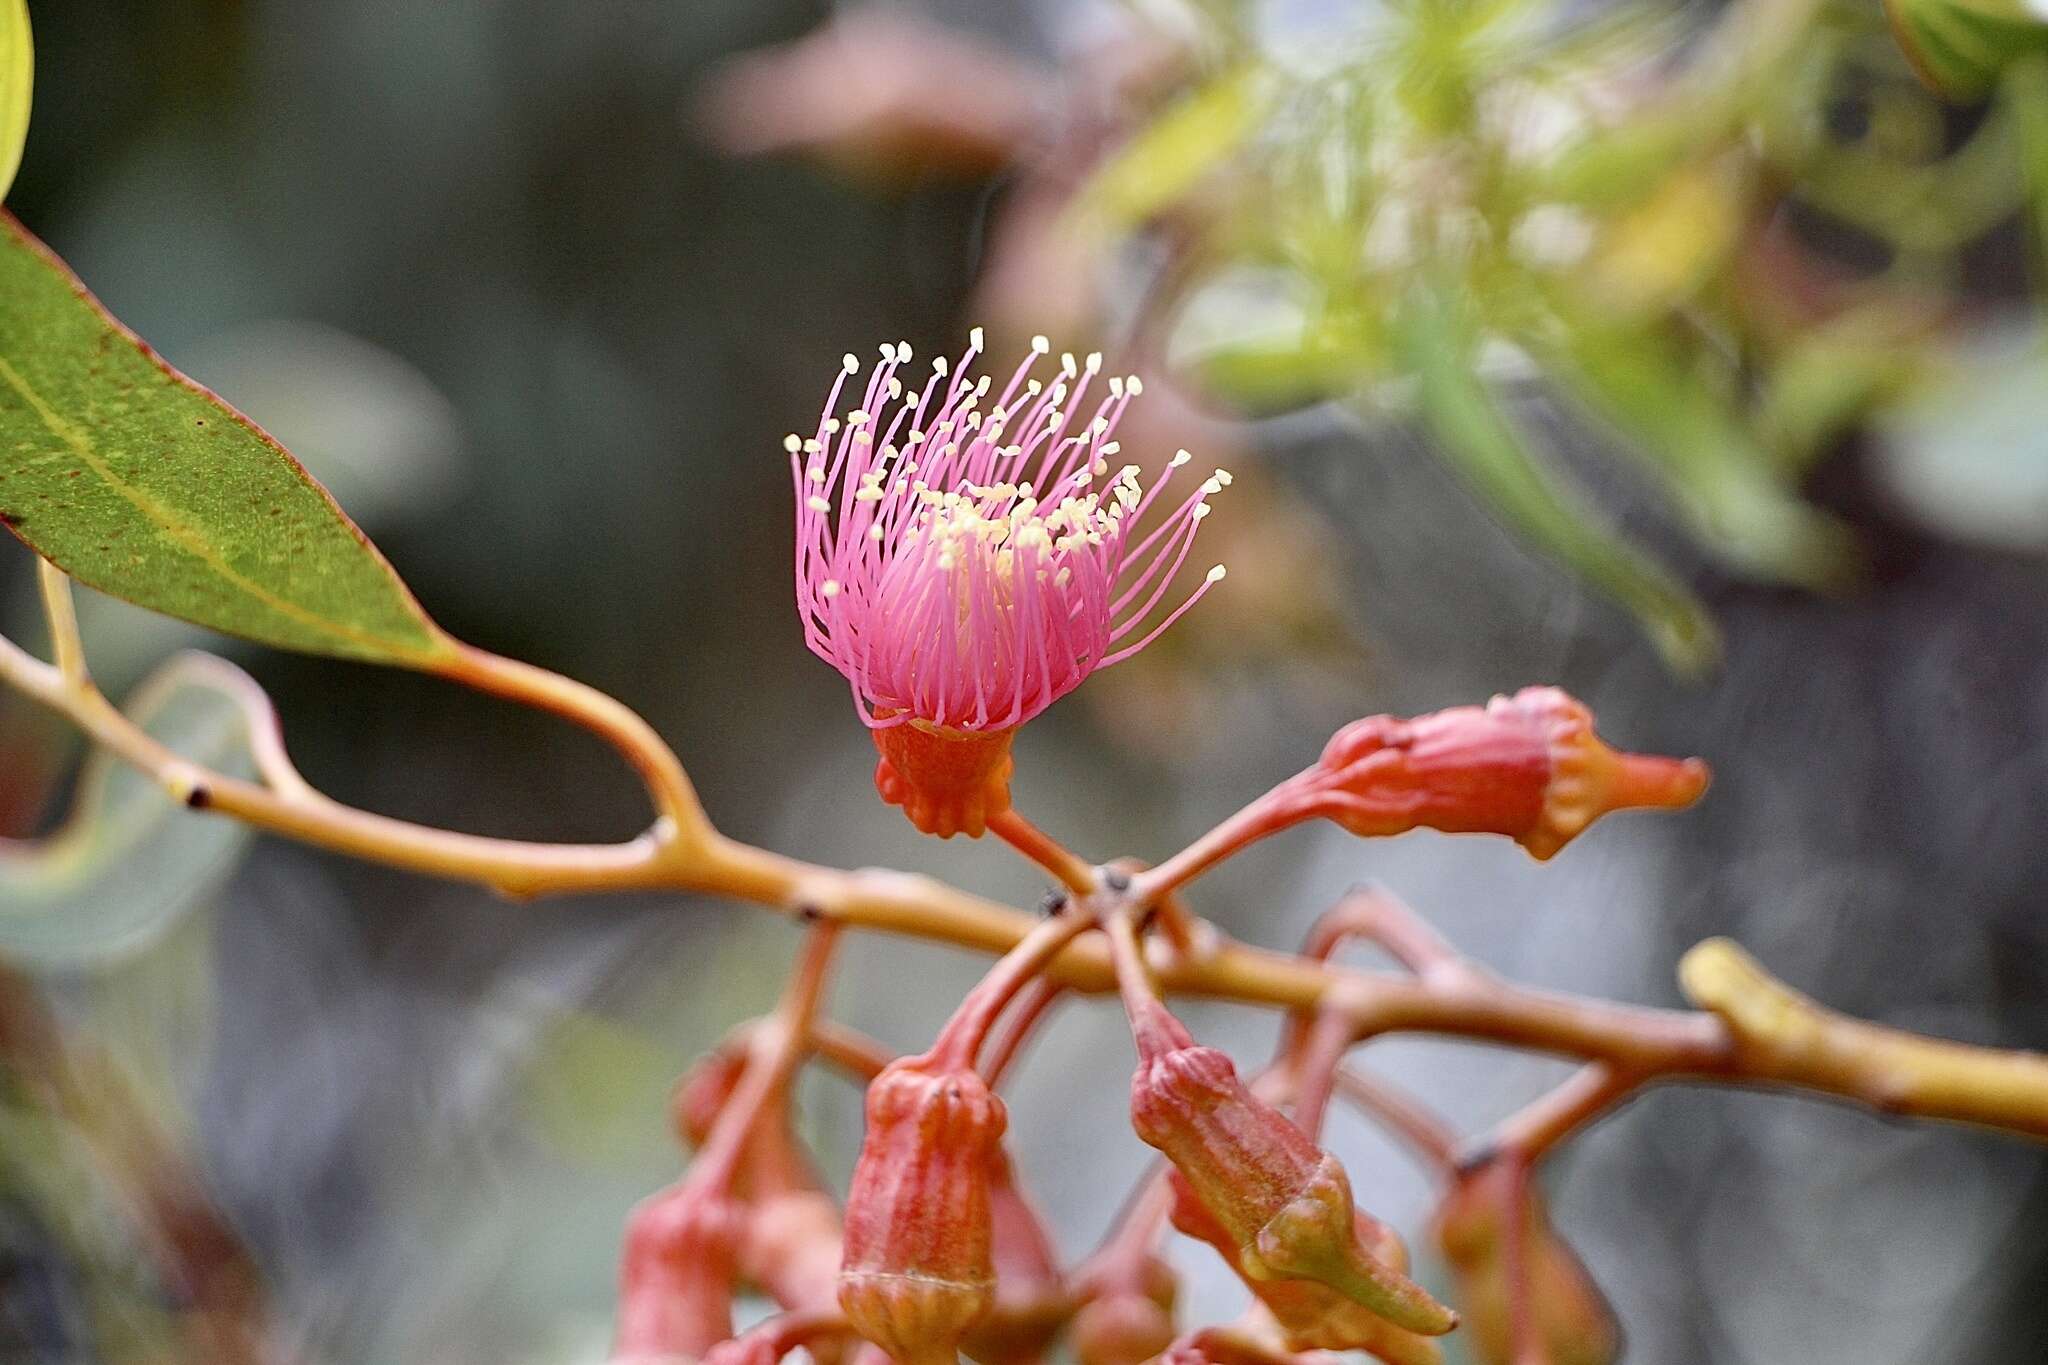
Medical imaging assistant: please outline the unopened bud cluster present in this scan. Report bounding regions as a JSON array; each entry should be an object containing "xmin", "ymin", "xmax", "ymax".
[{"xmin": 600, "ymin": 355, "xmax": 1716, "ymax": 1365}]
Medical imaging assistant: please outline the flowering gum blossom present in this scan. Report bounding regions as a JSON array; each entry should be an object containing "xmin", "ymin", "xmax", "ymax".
[
  {"xmin": 791, "ymin": 337, "xmax": 1228, "ymax": 735},
  {"xmin": 1314, "ymin": 686, "xmax": 1709, "ymax": 859},
  {"xmin": 1125, "ymin": 1004, "xmax": 1455, "ymax": 1338},
  {"xmin": 839, "ymin": 1057, "xmax": 1009, "ymax": 1365}
]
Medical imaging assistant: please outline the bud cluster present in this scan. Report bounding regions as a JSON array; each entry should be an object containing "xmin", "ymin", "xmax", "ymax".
[{"xmin": 592, "ymin": 440, "xmax": 1722, "ymax": 1365}]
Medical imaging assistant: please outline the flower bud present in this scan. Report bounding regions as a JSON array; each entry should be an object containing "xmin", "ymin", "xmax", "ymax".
[
  {"xmin": 1071, "ymin": 1255, "xmax": 1177, "ymax": 1365},
  {"xmin": 1432, "ymin": 1162, "xmax": 1619, "ymax": 1365},
  {"xmin": 672, "ymin": 1038, "xmax": 821, "ymax": 1198},
  {"xmin": 741, "ymin": 1189, "xmax": 846, "ymax": 1315},
  {"xmin": 1126, "ymin": 1008, "xmax": 1454, "ymax": 1338},
  {"xmin": 613, "ymin": 1182, "xmax": 745, "ymax": 1362},
  {"xmin": 873, "ymin": 721, "xmax": 1017, "ymax": 838},
  {"xmin": 1169, "ymin": 1175, "xmax": 1442, "ymax": 1365},
  {"xmin": 839, "ymin": 1056, "xmax": 1008, "ymax": 1365},
  {"xmin": 964, "ymin": 1145, "xmax": 1069, "ymax": 1365},
  {"xmin": 1314, "ymin": 687, "xmax": 1707, "ymax": 859}
]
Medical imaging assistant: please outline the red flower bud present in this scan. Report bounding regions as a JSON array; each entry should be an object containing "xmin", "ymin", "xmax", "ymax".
[
  {"xmin": 1125, "ymin": 1006, "xmax": 1454, "ymax": 1338},
  {"xmin": 1432, "ymin": 1162, "xmax": 1619, "ymax": 1365},
  {"xmin": 963, "ymin": 1144, "xmax": 1069, "ymax": 1365},
  {"xmin": 1313, "ymin": 688, "xmax": 1707, "ymax": 859},
  {"xmin": 672, "ymin": 1038, "xmax": 822, "ymax": 1199},
  {"xmin": 1071, "ymin": 1255, "xmax": 1178, "ymax": 1365},
  {"xmin": 873, "ymin": 721, "xmax": 1017, "ymax": 838},
  {"xmin": 741, "ymin": 1189, "xmax": 845, "ymax": 1316},
  {"xmin": 613, "ymin": 1181, "xmax": 745, "ymax": 1363},
  {"xmin": 839, "ymin": 1056, "xmax": 1008, "ymax": 1365},
  {"xmin": 1168, "ymin": 1175, "xmax": 1443, "ymax": 1365}
]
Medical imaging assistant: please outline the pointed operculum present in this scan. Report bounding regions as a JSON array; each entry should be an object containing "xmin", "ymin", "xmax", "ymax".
[
  {"xmin": 873, "ymin": 720, "xmax": 1017, "ymax": 838},
  {"xmin": 1128, "ymin": 1033, "xmax": 1455, "ymax": 1339},
  {"xmin": 1314, "ymin": 687, "xmax": 1707, "ymax": 859},
  {"xmin": 838, "ymin": 1058, "xmax": 1007, "ymax": 1365},
  {"xmin": 1511, "ymin": 686, "xmax": 1708, "ymax": 859},
  {"xmin": 1169, "ymin": 1176, "xmax": 1444, "ymax": 1365}
]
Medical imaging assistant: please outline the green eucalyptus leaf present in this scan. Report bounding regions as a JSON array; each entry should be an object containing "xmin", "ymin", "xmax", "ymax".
[
  {"xmin": 1885, "ymin": 0, "xmax": 2048, "ymax": 101},
  {"xmin": 0, "ymin": 653, "xmax": 256, "ymax": 969},
  {"xmin": 1547, "ymin": 324, "xmax": 1858, "ymax": 589},
  {"xmin": 1068, "ymin": 66, "xmax": 1269, "ymax": 236},
  {"xmin": 0, "ymin": 214, "xmax": 456, "ymax": 666},
  {"xmin": 1392, "ymin": 286, "xmax": 1718, "ymax": 671},
  {"xmin": 0, "ymin": 0, "xmax": 26, "ymax": 204}
]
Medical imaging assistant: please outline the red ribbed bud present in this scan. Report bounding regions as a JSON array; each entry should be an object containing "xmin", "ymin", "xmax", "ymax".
[
  {"xmin": 1125, "ymin": 1004, "xmax": 1454, "ymax": 1338},
  {"xmin": 612, "ymin": 1182, "xmax": 744, "ymax": 1363},
  {"xmin": 1169, "ymin": 1175, "xmax": 1443, "ymax": 1365},
  {"xmin": 964, "ymin": 1145, "xmax": 1068, "ymax": 1365},
  {"xmin": 1071, "ymin": 1255, "xmax": 1177, "ymax": 1365},
  {"xmin": 1313, "ymin": 687, "xmax": 1708, "ymax": 859},
  {"xmin": 839, "ymin": 1056, "xmax": 1008, "ymax": 1364},
  {"xmin": 1432, "ymin": 1162, "xmax": 1619, "ymax": 1365},
  {"xmin": 742, "ymin": 1189, "xmax": 845, "ymax": 1315},
  {"xmin": 672, "ymin": 1038, "xmax": 822, "ymax": 1199},
  {"xmin": 873, "ymin": 721, "xmax": 1016, "ymax": 838}
]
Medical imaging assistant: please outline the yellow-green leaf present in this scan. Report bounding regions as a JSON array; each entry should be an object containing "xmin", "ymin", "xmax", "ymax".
[
  {"xmin": 0, "ymin": 0, "xmax": 26, "ymax": 203},
  {"xmin": 1393, "ymin": 285, "xmax": 1717, "ymax": 671},
  {"xmin": 1067, "ymin": 66, "xmax": 1269, "ymax": 237},
  {"xmin": 0, "ymin": 214, "xmax": 456, "ymax": 666}
]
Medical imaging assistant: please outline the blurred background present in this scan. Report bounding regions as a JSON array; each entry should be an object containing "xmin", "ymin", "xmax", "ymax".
[{"xmin": 3, "ymin": 0, "xmax": 2048, "ymax": 1361}]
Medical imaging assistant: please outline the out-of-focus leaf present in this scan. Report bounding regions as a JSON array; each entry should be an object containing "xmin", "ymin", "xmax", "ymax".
[
  {"xmin": 1884, "ymin": 0, "xmax": 2048, "ymax": 101},
  {"xmin": 520, "ymin": 1006, "xmax": 685, "ymax": 1168},
  {"xmin": 1068, "ymin": 66, "xmax": 1269, "ymax": 237},
  {"xmin": 1547, "ymin": 115, "xmax": 1715, "ymax": 210},
  {"xmin": 0, "ymin": 215, "xmax": 456, "ymax": 667},
  {"xmin": 1755, "ymin": 329, "xmax": 1920, "ymax": 474},
  {"xmin": 1172, "ymin": 266, "xmax": 1385, "ymax": 413},
  {"xmin": 1874, "ymin": 326, "xmax": 2048, "ymax": 552},
  {"xmin": 1580, "ymin": 156, "xmax": 1745, "ymax": 316},
  {"xmin": 0, "ymin": 655, "xmax": 256, "ymax": 968},
  {"xmin": 2010, "ymin": 54, "xmax": 2048, "ymax": 266},
  {"xmin": 1392, "ymin": 285, "xmax": 1718, "ymax": 670},
  {"xmin": 0, "ymin": 0, "xmax": 26, "ymax": 202},
  {"xmin": 1548, "ymin": 323, "xmax": 1858, "ymax": 587}
]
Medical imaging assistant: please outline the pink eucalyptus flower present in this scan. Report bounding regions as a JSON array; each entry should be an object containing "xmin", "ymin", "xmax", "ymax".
[{"xmin": 791, "ymin": 329, "xmax": 1227, "ymax": 735}]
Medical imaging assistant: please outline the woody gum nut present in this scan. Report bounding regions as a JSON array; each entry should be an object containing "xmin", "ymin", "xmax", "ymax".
[
  {"xmin": 873, "ymin": 722, "xmax": 1016, "ymax": 838},
  {"xmin": 839, "ymin": 1061, "xmax": 1007, "ymax": 1364}
]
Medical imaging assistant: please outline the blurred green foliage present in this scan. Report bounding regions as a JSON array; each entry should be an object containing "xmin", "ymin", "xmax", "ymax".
[{"xmin": 1071, "ymin": 0, "xmax": 2048, "ymax": 665}]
